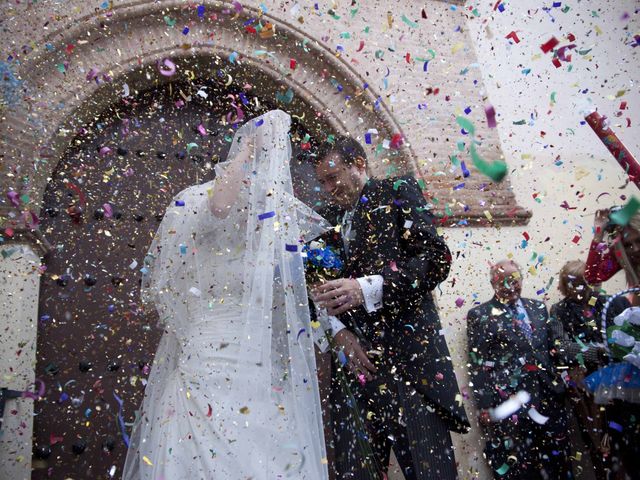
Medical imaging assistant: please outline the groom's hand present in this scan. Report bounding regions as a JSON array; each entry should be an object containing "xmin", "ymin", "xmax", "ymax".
[
  {"xmin": 333, "ymin": 329, "xmax": 377, "ymax": 381},
  {"xmin": 311, "ymin": 278, "xmax": 365, "ymax": 316}
]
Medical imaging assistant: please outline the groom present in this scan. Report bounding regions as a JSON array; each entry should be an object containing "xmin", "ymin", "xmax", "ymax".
[{"xmin": 309, "ymin": 135, "xmax": 470, "ymax": 479}]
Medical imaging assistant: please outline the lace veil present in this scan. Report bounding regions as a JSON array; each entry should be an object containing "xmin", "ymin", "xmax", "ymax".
[{"xmin": 125, "ymin": 109, "xmax": 331, "ymax": 478}]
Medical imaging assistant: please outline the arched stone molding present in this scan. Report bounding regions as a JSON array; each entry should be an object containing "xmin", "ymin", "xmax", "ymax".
[{"xmin": 0, "ymin": 0, "xmax": 530, "ymax": 254}]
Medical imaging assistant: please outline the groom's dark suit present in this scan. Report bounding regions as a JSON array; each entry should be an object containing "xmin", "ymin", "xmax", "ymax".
[{"xmin": 315, "ymin": 175, "xmax": 470, "ymax": 480}]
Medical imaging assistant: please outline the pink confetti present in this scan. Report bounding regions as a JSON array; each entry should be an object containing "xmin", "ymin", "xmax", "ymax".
[
  {"xmin": 6, "ymin": 190, "xmax": 20, "ymax": 207},
  {"xmin": 455, "ymin": 297, "xmax": 465, "ymax": 308},
  {"xmin": 485, "ymin": 105, "xmax": 497, "ymax": 128},
  {"xmin": 157, "ymin": 58, "xmax": 176, "ymax": 76},
  {"xmin": 197, "ymin": 124, "xmax": 208, "ymax": 136},
  {"xmin": 102, "ymin": 203, "xmax": 113, "ymax": 218},
  {"xmin": 99, "ymin": 146, "xmax": 112, "ymax": 157},
  {"xmin": 86, "ymin": 67, "xmax": 100, "ymax": 81}
]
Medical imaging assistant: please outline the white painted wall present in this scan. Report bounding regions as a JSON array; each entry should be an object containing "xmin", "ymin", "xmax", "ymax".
[
  {"xmin": 0, "ymin": 245, "xmax": 40, "ymax": 480},
  {"xmin": 437, "ymin": 1, "xmax": 639, "ymax": 478}
]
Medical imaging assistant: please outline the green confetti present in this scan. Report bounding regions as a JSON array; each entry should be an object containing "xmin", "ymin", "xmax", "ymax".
[
  {"xmin": 450, "ymin": 155, "xmax": 460, "ymax": 166},
  {"xmin": 562, "ymin": 5, "xmax": 571, "ymax": 13},
  {"xmin": 470, "ymin": 144, "xmax": 507, "ymax": 182},
  {"xmin": 326, "ymin": 134, "xmax": 335, "ymax": 144},
  {"xmin": 610, "ymin": 197, "xmax": 640, "ymax": 226},
  {"xmin": 276, "ymin": 88, "xmax": 294, "ymax": 104},
  {"xmin": 374, "ymin": 50, "xmax": 384, "ymax": 59},
  {"xmin": 339, "ymin": 32, "xmax": 351, "ymax": 39},
  {"xmin": 401, "ymin": 14, "xmax": 418, "ymax": 28},
  {"xmin": 163, "ymin": 15, "xmax": 176, "ymax": 27},
  {"xmin": 393, "ymin": 179, "xmax": 408, "ymax": 191},
  {"xmin": 550, "ymin": 92, "xmax": 557, "ymax": 104},
  {"xmin": 513, "ymin": 119, "xmax": 526, "ymax": 125},
  {"xmin": 186, "ymin": 143, "xmax": 199, "ymax": 153},
  {"xmin": 455, "ymin": 116, "xmax": 475, "ymax": 136}
]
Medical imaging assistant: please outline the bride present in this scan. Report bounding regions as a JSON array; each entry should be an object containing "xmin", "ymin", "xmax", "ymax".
[{"xmin": 122, "ymin": 110, "xmax": 331, "ymax": 479}]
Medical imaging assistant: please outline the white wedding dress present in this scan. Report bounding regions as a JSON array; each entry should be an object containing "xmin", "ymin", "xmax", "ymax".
[{"xmin": 122, "ymin": 110, "xmax": 331, "ymax": 480}]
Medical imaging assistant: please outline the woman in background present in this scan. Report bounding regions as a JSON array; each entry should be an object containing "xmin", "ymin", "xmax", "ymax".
[
  {"xmin": 583, "ymin": 208, "xmax": 640, "ymax": 479},
  {"xmin": 550, "ymin": 260, "xmax": 629, "ymax": 479}
]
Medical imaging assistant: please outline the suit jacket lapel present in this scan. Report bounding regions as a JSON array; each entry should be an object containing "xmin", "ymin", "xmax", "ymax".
[
  {"xmin": 491, "ymin": 298, "xmax": 532, "ymax": 352},
  {"xmin": 521, "ymin": 298, "xmax": 545, "ymax": 349},
  {"xmin": 343, "ymin": 179, "xmax": 376, "ymax": 274}
]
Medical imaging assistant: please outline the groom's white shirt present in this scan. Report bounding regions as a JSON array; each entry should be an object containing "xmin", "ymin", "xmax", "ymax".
[{"xmin": 314, "ymin": 202, "xmax": 384, "ymax": 353}]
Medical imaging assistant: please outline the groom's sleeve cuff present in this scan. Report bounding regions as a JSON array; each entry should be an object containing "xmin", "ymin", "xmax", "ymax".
[
  {"xmin": 357, "ymin": 275, "xmax": 384, "ymax": 313},
  {"xmin": 328, "ymin": 315, "xmax": 346, "ymax": 336}
]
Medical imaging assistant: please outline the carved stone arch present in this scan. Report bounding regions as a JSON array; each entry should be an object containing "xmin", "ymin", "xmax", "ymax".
[
  {"xmin": 0, "ymin": 1, "xmax": 422, "ymax": 251},
  {"xmin": 0, "ymin": 0, "xmax": 530, "ymax": 255}
]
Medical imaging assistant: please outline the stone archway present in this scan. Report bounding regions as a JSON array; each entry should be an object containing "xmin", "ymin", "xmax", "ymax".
[
  {"xmin": 0, "ymin": 2, "xmax": 530, "ymax": 478},
  {"xmin": 0, "ymin": 0, "xmax": 530, "ymax": 246},
  {"xmin": 0, "ymin": 0, "xmax": 424, "ymax": 249}
]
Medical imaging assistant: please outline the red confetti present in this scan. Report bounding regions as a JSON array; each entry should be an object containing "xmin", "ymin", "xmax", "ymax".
[
  {"xmin": 540, "ymin": 36, "xmax": 559, "ymax": 53},
  {"xmin": 207, "ymin": 403, "xmax": 213, "ymax": 417},
  {"xmin": 421, "ymin": 8, "xmax": 427, "ymax": 18},
  {"xmin": 485, "ymin": 105, "xmax": 497, "ymax": 128},
  {"xmin": 405, "ymin": 52, "xmax": 411, "ymax": 63},
  {"xmin": 572, "ymin": 235, "xmax": 581, "ymax": 244},
  {"xmin": 567, "ymin": 33, "xmax": 576, "ymax": 42},
  {"xmin": 523, "ymin": 232, "xmax": 530, "ymax": 241},
  {"xmin": 505, "ymin": 31, "xmax": 520, "ymax": 43},
  {"xmin": 356, "ymin": 40, "xmax": 365, "ymax": 52},
  {"xmin": 627, "ymin": 118, "xmax": 632, "ymax": 128},
  {"xmin": 620, "ymin": 101, "xmax": 628, "ymax": 110},
  {"xmin": 551, "ymin": 57, "xmax": 562, "ymax": 68},
  {"xmin": 289, "ymin": 58, "xmax": 297, "ymax": 70},
  {"xmin": 390, "ymin": 133, "xmax": 404, "ymax": 149}
]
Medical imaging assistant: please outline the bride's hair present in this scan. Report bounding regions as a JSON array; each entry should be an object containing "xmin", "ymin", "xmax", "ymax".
[{"xmin": 314, "ymin": 134, "xmax": 368, "ymax": 167}]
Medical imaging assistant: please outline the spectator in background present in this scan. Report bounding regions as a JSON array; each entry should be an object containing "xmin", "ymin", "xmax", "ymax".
[
  {"xmin": 467, "ymin": 259, "xmax": 572, "ymax": 480},
  {"xmin": 549, "ymin": 260, "xmax": 630, "ymax": 479},
  {"xmin": 585, "ymin": 208, "xmax": 640, "ymax": 305},
  {"xmin": 584, "ymin": 207, "xmax": 640, "ymax": 479}
]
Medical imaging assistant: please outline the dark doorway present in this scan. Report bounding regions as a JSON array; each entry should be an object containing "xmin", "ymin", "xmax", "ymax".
[{"xmin": 32, "ymin": 76, "xmax": 337, "ymax": 479}]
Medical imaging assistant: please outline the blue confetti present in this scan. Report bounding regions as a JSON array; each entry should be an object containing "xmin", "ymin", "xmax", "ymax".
[
  {"xmin": 285, "ymin": 244, "xmax": 298, "ymax": 252},
  {"xmin": 258, "ymin": 211, "xmax": 276, "ymax": 220},
  {"xmin": 338, "ymin": 350, "xmax": 348, "ymax": 366},
  {"xmin": 255, "ymin": 118, "xmax": 264, "ymax": 127},
  {"xmin": 175, "ymin": 200, "xmax": 185, "ymax": 206},
  {"xmin": 461, "ymin": 161, "xmax": 470, "ymax": 177},
  {"xmin": 609, "ymin": 421, "xmax": 624, "ymax": 432},
  {"xmin": 197, "ymin": 5, "xmax": 205, "ymax": 17}
]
